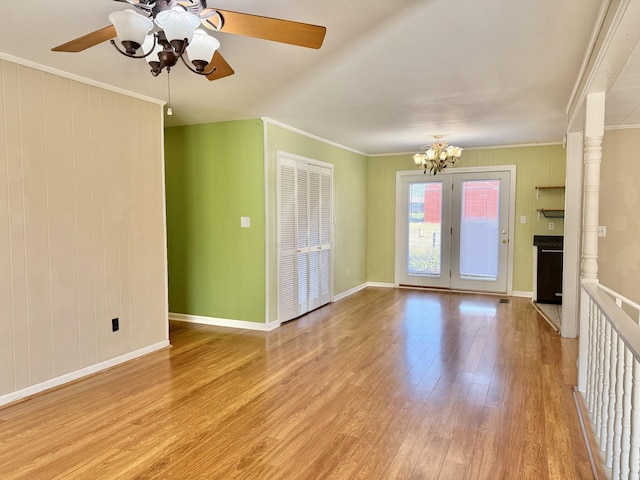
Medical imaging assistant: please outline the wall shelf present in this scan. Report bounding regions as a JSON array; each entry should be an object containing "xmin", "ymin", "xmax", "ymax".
[
  {"xmin": 535, "ymin": 185, "xmax": 565, "ymax": 199},
  {"xmin": 535, "ymin": 186, "xmax": 565, "ymax": 220},
  {"xmin": 537, "ymin": 209, "xmax": 565, "ymax": 219}
]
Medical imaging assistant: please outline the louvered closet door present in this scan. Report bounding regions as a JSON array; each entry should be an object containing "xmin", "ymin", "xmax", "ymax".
[
  {"xmin": 296, "ymin": 164, "xmax": 310, "ymax": 316},
  {"xmin": 277, "ymin": 158, "xmax": 299, "ymax": 322},
  {"xmin": 277, "ymin": 155, "xmax": 332, "ymax": 323},
  {"xmin": 308, "ymin": 165, "xmax": 332, "ymax": 310}
]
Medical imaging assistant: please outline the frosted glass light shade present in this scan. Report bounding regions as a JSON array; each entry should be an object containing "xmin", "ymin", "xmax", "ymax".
[
  {"xmin": 155, "ymin": 7, "xmax": 200, "ymax": 43},
  {"xmin": 108, "ymin": 9, "xmax": 153, "ymax": 46},
  {"xmin": 141, "ymin": 34, "xmax": 155, "ymax": 56},
  {"xmin": 186, "ymin": 29, "xmax": 220, "ymax": 62},
  {"xmin": 143, "ymin": 35, "xmax": 164, "ymax": 64}
]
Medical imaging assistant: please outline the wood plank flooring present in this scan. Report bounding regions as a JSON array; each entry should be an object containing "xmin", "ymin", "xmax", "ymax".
[{"xmin": 0, "ymin": 288, "xmax": 593, "ymax": 479}]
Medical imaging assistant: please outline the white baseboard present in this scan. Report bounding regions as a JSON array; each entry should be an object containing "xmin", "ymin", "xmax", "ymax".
[
  {"xmin": 169, "ymin": 312, "xmax": 281, "ymax": 331},
  {"xmin": 0, "ymin": 340, "xmax": 170, "ymax": 408},
  {"xmin": 367, "ymin": 282, "xmax": 395, "ymax": 288},
  {"xmin": 332, "ymin": 282, "xmax": 395, "ymax": 303},
  {"xmin": 332, "ymin": 283, "xmax": 368, "ymax": 302},
  {"xmin": 512, "ymin": 291, "xmax": 533, "ymax": 298}
]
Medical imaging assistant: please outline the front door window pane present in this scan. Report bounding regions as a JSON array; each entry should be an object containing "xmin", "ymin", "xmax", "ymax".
[
  {"xmin": 407, "ymin": 182, "xmax": 442, "ymax": 276},
  {"xmin": 459, "ymin": 180, "xmax": 499, "ymax": 280}
]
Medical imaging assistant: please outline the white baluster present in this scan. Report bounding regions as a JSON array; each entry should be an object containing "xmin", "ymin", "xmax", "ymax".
[
  {"xmin": 630, "ymin": 359, "xmax": 640, "ymax": 480},
  {"xmin": 600, "ymin": 321, "xmax": 612, "ymax": 450},
  {"xmin": 587, "ymin": 297, "xmax": 596, "ymax": 415},
  {"xmin": 612, "ymin": 336, "xmax": 625, "ymax": 480},
  {"xmin": 620, "ymin": 348, "xmax": 633, "ymax": 479},
  {"xmin": 603, "ymin": 321, "xmax": 615, "ymax": 465},
  {"xmin": 595, "ymin": 311, "xmax": 606, "ymax": 437}
]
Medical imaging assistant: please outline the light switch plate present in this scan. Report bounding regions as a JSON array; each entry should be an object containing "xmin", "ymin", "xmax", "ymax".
[
  {"xmin": 241, "ymin": 217, "xmax": 250, "ymax": 228},
  {"xmin": 520, "ymin": 215, "xmax": 526, "ymax": 224},
  {"xmin": 598, "ymin": 225, "xmax": 606, "ymax": 237}
]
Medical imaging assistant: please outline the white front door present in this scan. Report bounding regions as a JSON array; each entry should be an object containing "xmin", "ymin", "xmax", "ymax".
[{"xmin": 395, "ymin": 168, "xmax": 514, "ymax": 294}]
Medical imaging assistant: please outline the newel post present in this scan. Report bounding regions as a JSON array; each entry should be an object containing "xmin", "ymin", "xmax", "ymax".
[
  {"xmin": 578, "ymin": 92, "xmax": 604, "ymax": 393},
  {"xmin": 581, "ymin": 92, "xmax": 604, "ymax": 282}
]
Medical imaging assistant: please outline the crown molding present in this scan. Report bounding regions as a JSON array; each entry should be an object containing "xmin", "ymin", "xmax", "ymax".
[
  {"xmin": 261, "ymin": 117, "xmax": 368, "ymax": 156},
  {"xmin": 0, "ymin": 51, "xmax": 165, "ymax": 106}
]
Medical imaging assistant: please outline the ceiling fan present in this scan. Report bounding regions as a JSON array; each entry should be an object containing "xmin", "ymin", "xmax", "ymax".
[{"xmin": 51, "ymin": 0, "xmax": 327, "ymax": 81}]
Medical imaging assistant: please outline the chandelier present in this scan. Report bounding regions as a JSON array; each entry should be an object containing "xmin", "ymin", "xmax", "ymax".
[
  {"xmin": 413, "ymin": 135, "xmax": 463, "ymax": 175},
  {"xmin": 108, "ymin": 1, "xmax": 222, "ymax": 77}
]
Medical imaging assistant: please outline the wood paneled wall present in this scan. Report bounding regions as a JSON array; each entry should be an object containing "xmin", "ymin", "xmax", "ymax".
[{"xmin": 0, "ymin": 59, "xmax": 168, "ymax": 399}]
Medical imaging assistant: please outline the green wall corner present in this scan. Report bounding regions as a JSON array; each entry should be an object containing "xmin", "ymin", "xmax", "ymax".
[{"xmin": 165, "ymin": 119, "xmax": 266, "ymax": 323}]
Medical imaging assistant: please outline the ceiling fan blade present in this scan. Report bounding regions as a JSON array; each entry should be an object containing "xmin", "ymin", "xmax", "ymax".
[
  {"xmin": 52, "ymin": 25, "xmax": 116, "ymax": 52},
  {"xmin": 206, "ymin": 51, "xmax": 235, "ymax": 81},
  {"xmin": 214, "ymin": 9, "xmax": 326, "ymax": 49}
]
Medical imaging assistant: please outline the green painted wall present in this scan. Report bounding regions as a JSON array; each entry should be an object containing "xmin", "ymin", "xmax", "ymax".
[
  {"xmin": 265, "ymin": 123, "xmax": 368, "ymax": 322},
  {"xmin": 367, "ymin": 145, "xmax": 566, "ymax": 292},
  {"xmin": 164, "ymin": 119, "xmax": 266, "ymax": 322}
]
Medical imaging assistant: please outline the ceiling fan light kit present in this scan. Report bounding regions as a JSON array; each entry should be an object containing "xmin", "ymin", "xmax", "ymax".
[
  {"xmin": 109, "ymin": 6, "xmax": 218, "ymax": 77},
  {"xmin": 52, "ymin": 0, "xmax": 327, "ymax": 84}
]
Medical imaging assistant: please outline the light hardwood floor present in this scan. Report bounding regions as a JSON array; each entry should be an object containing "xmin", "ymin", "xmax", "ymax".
[{"xmin": 0, "ymin": 288, "xmax": 593, "ymax": 479}]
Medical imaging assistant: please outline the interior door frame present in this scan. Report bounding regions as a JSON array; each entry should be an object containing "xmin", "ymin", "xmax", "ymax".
[{"xmin": 394, "ymin": 165, "xmax": 516, "ymax": 295}]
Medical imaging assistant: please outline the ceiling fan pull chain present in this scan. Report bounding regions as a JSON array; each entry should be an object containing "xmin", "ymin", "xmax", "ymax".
[{"xmin": 166, "ymin": 69, "xmax": 173, "ymax": 116}]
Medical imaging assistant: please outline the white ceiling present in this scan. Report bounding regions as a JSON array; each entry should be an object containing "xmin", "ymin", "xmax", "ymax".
[
  {"xmin": 0, "ymin": 0, "xmax": 629, "ymax": 154},
  {"xmin": 606, "ymin": 42, "xmax": 640, "ymax": 126}
]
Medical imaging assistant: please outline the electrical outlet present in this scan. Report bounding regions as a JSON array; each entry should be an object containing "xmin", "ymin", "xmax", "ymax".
[
  {"xmin": 548, "ymin": 222, "xmax": 555, "ymax": 231},
  {"xmin": 112, "ymin": 318, "xmax": 119, "ymax": 332}
]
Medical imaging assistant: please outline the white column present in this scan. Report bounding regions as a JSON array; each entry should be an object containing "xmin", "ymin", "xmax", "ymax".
[
  {"xmin": 578, "ymin": 92, "xmax": 604, "ymax": 394},
  {"xmin": 563, "ymin": 131, "xmax": 583, "ymax": 338},
  {"xmin": 581, "ymin": 92, "xmax": 605, "ymax": 282}
]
